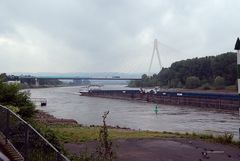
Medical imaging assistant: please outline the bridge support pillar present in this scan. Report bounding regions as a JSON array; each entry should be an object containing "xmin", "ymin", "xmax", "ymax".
[{"xmin": 35, "ymin": 78, "xmax": 39, "ymax": 87}]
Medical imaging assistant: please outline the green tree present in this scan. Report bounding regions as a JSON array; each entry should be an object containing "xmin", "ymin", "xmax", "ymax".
[
  {"xmin": 185, "ymin": 76, "xmax": 200, "ymax": 89},
  {"xmin": 0, "ymin": 81, "xmax": 35, "ymax": 118},
  {"xmin": 176, "ymin": 81, "xmax": 183, "ymax": 88},
  {"xmin": 0, "ymin": 73, "xmax": 7, "ymax": 82},
  {"xmin": 169, "ymin": 79, "xmax": 179, "ymax": 88},
  {"xmin": 128, "ymin": 52, "xmax": 237, "ymax": 89},
  {"xmin": 214, "ymin": 76, "xmax": 225, "ymax": 89}
]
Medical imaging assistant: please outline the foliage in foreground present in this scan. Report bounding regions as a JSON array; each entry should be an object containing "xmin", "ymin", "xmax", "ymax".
[
  {"xmin": 96, "ymin": 111, "xmax": 115, "ymax": 161},
  {"xmin": 34, "ymin": 121, "xmax": 240, "ymax": 161},
  {"xmin": 31, "ymin": 122, "xmax": 63, "ymax": 151},
  {"xmin": 0, "ymin": 80, "xmax": 35, "ymax": 119},
  {"xmin": 67, "ymin": 111, "xmax": 116, "ymax": 161},
  {"xmin": 34, "ymin": 111, "xmax": 117, "ymax": 161}
]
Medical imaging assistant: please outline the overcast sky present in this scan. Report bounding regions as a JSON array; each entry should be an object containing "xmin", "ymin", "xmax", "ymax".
[{"xmin": 0, "ymin": 0, "xmax": 239, "ymax": 74}]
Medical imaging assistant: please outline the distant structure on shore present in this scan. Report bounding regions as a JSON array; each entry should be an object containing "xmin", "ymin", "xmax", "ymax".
[{"xmin": 234, "ymin": 37, "xmax": 240, "ymax": 94}]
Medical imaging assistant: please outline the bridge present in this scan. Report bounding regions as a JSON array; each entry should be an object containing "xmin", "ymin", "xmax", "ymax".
[
  {"xmin": 15, "ymin": 39, "xmax": 167, "ymax": 86},
  {"xmin": 18, "ymin": 76, "xmax": 142, "ymax": 86},
  {"xmin": 19, "ymin": 76, "xmax": 142, "ymax": 81}
]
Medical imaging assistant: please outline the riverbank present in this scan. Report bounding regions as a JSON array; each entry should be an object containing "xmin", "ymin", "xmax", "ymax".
[
  {"xmin": 34, "ymin": 110, "xmax": 240, "ymax": 160},
  {"xmin": 34, "ymin": 110, "xmax": 240, "ymax": 145},
  {"xmin": 35, "ymin": 110, "xmax": 78, "ymax": 125}
]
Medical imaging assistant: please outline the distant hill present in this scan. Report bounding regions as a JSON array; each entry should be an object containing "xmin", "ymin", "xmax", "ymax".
[{"xmin": 129, "ymin": 52, "xmax": 237, "ymax": 90}]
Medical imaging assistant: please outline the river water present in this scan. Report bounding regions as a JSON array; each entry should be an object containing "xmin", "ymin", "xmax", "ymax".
[{"xmin": 29, "ymin": 85, "xmax": 240, "ymax": 138}]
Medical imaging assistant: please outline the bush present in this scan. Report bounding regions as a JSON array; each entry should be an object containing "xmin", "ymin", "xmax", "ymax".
[
  {"xmin": 176, "ymin": 81, "xmax": 183, "ymax": 88},
  {"xmin": 214, "ymin": 76, "xmax": 225, "ymax": 89},
  {"xmin": 33, "ymin": 123, "xmax": 62, "ymax": 151},
  {"xmin": 0, "ymin": 81, "xmax": 35, "ymax": 118},
  {"xmin": 225, "ymin": 85, "xmax": 237, "ymax": 91},
  {"xmin": 96, "ymin": 111, "xmax": 115, "ymax": 161},
  {"xmin": 17, "ymin": 105, "xmax": 36, "ymax": 119},
  {"xmin": 185, "ymin": 76, "xmax": 200, "ymax": 89},
  {"xmin": 6, "ymin": 105, "xmax": 20, "ymax": 113},
  {"xmin": 67, "ymin": 111, "xmax": 116, "ymax": 161},
  {"xmin": 216, "ymin": 133, "xmax": 234, "ymax": 144},
  {"xmin": 200, "ymin": 83, "xmax": 211, "ymax": 90},
  {"xmin": 69, "ymin": 151, "xmax": 95, "ymax": 161}
]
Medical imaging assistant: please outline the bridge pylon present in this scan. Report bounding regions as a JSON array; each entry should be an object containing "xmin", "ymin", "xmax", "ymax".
[
  {"xmin": 148, "ymin": 39, "xmax": 162, "ymax": 76},
  {"xmin": 35, "ymin": 78, "xmax": 39, "ymax": 87}
]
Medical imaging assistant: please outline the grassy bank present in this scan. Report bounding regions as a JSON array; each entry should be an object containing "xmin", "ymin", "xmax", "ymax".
[{"xmin": 40, "ymin": 124, "xmax": 240, "ymax": 147}]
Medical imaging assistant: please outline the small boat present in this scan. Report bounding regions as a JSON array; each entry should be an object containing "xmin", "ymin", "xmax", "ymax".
[
  {"xmin": 79, "ymin": 86, "xmax": 89, "ymax": 94},
  {"xmin": 31, "ymin": 98, "xmax": 47, "ymax": 106},
  {"xmin": 79, "ymin": 85, "xmax": 103, "ymax": 95},
  {"xmin": 87, "ymin": 84, "xmax": 103, "ymax": 90}
]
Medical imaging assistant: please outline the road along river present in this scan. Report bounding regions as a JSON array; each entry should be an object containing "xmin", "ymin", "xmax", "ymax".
[{"xmin": 29, "ymin": 85, "xmax": 240, "ymax": 138}]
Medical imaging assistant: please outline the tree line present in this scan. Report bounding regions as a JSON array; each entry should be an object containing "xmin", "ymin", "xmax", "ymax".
[{"xmin": 129, "ymin": 52, "xmax": 237, "ymax": 90}]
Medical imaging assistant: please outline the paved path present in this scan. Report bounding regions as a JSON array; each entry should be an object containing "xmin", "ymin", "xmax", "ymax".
[{"xmin": 65, "ymin": 138, "xmax": 240, "ymax": 161}]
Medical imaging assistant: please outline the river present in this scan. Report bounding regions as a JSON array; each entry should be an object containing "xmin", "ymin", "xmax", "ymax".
[{"xmin": 29, "ymin": 85, "xmax": 240, "ymax": 138}]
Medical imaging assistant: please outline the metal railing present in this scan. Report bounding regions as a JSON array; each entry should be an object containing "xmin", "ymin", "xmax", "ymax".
[{"xmin": 0, "ymin": 105, "xmax": 69, "ymax": 161}]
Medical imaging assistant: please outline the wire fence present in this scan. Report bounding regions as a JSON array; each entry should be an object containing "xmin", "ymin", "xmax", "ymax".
[{"xmin": 0, "ymin": 105, "xmax": 69, "ymax": 161}]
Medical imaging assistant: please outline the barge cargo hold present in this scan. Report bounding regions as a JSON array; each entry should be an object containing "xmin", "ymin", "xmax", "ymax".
[{"xmin": 80, "ymin": 90, "xmax": 240, "ymax": 110}]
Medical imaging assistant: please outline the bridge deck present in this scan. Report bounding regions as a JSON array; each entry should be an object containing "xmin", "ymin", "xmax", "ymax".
[{"xmin": 19, "ymin": 77, "xmax": 141, "ymax": 81}]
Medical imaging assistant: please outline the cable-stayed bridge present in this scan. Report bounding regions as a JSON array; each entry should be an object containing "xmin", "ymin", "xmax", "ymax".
[{"xmin": 16, "ymin": 39, "xmax": 182, "ymax": 84}]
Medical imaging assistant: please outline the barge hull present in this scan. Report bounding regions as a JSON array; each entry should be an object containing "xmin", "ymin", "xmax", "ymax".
[{"xmin": 81, "ymin": 90, "xmax": 240, "ymax": 110}]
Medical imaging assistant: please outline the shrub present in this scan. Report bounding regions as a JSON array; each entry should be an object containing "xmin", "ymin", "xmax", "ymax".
[
  {"xmin": 67, "ymin": 112, "xmax": 116, "ymax": 161},
  {"xmin": 200, "ymin": 83, "xmax": 211, "ymax": 90},
  {"xmin": 6, "ymin": 105, "xmax": 20, "ymax": 113},
  {"xmin": 96, "ymin": 111, "xmax": 115, "ymax": 161},
  {"xmin": 0, "ymin": 81, "xmax": 35, "ymax": 118},
  {"xmin": 185, "ymin": 76, "xmax": 200, "ymax": 89},
  {"xmin": 33, "ymin": 123, "xmax": 62, "ymax": 151},
  {"xmin": 69, "ymin": 150, "xmax": 95, "ymax": 161},
  {"xmin": 216, "ymin": 133, "xmax": 234, "ymax": 144},
  {"xmin": 214, "ymin": 76, "xmax": 225, "ymax": 89},
  {"xmin": 225, "ymin": 85, "xmax": 237, "ymax": 91}
]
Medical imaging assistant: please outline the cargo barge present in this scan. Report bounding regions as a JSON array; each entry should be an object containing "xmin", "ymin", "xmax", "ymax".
[{"xmin": 80, "ymin": 89, "xmax": 240, "ymax": 110}]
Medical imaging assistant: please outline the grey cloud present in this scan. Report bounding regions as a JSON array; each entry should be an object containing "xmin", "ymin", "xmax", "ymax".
[{"xmin": 0, "ymin": 0, "xmax": 240, "ymax": 73}]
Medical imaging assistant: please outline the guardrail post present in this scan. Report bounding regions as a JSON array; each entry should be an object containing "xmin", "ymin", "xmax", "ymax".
[
  {"xmin": 5, "ymin": 110, "xmax": 10, "ymax": 144},
  {"xmin": 56, "ymin": 152, "xmax": 61, "ymax": 161},
  {"xmin": 24, "ymin": 124, "xmax": 29, "ymax": 161}
]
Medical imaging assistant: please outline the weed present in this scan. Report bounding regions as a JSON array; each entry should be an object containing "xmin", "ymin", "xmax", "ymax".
[
  {"xmin": 216, "ymin": 133, "xmax": 234, "ymax": 144},
  {"xmin": 96, "ymin": 111, "xmax": 116, "ymax": 161}
]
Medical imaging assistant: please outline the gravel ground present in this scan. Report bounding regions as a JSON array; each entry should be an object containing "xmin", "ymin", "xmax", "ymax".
[{"xmin": 65, "ymin": 138, "xmax": 240, "ymax": 161}]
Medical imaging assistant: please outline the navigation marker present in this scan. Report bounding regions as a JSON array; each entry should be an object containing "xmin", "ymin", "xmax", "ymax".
[{"xmin": 154, "ymin": 104, "xmax": 159, "ymax": 115}]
